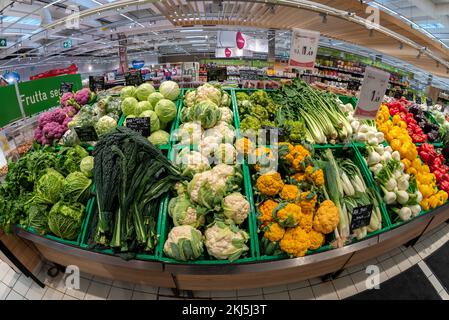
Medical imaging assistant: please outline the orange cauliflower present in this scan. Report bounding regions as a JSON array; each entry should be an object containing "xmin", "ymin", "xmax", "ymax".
[
  {"xmin": 283, "ymin": 144, "xmax": 310, "ymax": 172},
  {"xmin": 280, "ymin": 184, "xmax": 300, "ymax": 202},
  {"xmin": 298, "ymin": 212, "xmax": 313, "ymax": 232},
  {"xmin": 305, "ymin": 166, "xmax": 325, "ymax": 186},
  {"xmin": 279, "ymin": 226, "xmax": 310, "ymax": 257},
  {"xmin": 263, "ymin": 222, "xmax": 285, "ymax": 242},
  {"xmin": 257, "ymin": 199, "xmax": 278, "ymax": 225},
  {"xmin": 298, "ymin": 191, "xmax": 317, "ymax": 214},
  {"xmin": 274, "ymin": 203, "xmax": 302, "ymax": 228},
  {"xmin": 254, "ymin": 147, "xmax": 274, "ymax": 172},
  {"xmin": 308, "ymin": 230, "xmax": 325, "ymax": 250},
  {"xmin": 313, "ymin": 200, "xmax": 339, "ymax": 234},
  {"xmin": 291, "ymin": 172, "xmax": 306, "ymax": 183},
  {"xmin": 256, "ymin": 172, "xmax": 284, "ymax": 196}
]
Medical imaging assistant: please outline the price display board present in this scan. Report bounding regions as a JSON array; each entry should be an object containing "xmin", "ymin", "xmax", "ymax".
[
  {"xmin": 350, "ymin": 204, "xmax": 373, "ymax": 231},
  {"xmin": 289, "ymin": 28, "xmax": 320, "ymax": 70},
  {"xmin": 125, "ymin": 70, "xmax": 143, "ymax": 86},
  {"xmin": 126, "ymin": 117, "xmax": 151, "ymax": 137},
  {"xmin": 354, "ymin": 67, "xmax": 390, "ymax": 119},
  {"xmin": 74, "ymin": 126, "xmax": 98, "ymax": 142},
  {"xmin": 89, "ymin": 76, "xmax": 105, "ymax": 92}
]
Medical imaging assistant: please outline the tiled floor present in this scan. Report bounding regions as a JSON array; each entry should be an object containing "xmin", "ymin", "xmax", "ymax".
[{"xmin": 1, "ymin": 223, "xmax": 449, "ymax": 300}]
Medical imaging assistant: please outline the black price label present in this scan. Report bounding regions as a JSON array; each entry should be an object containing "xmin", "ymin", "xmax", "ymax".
[
  {"xmin": 239, "ymin": 70, "xmax": 259, "ymax": 81},
  {"xmin": 394, "ymin": 91, "xmax": 402, "ymax": 99},
  {"xmin": 126, "ymin": 117, "xmax": 151, "ymax": 137},
  {"xmin": 350, "ymin": 204, "xmax": 373, "ymax": 231},
  {"xmin": 406, "ymin": 92, "xmax": 414, "ymax": 102},
  {"xmin": 60, "ymin": 82, "xmax": 74, "ymax": 94},
  {"xmin": 74, "ymin": 126, "xmax": 98, "ymax": 142},
  {"xmin": 426, "ymin": 97, "xmax": 432, "ymax": 105},
  {"xmin": 125, "ymin": 70, "xmax": 143, "ymax": 86},
  {"xmin": 89, "ymin": 76, "xmax": 105, "ymax": 92}
]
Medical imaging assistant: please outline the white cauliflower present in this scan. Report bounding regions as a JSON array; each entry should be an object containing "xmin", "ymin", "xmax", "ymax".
[
  {"xmin": 176, "ymin": 149, "xmax": 210, "ymax": 177},
  {"xmin": 204, "ymin": 221, "xmax": 249, "ymax": 261},
  {"xmin": 219, "ymin": 107, "xmax": 233, "ymax": 123},
  {"xmin": 163, "ymin": 225, "xmax": 204, "ymax": 261},
  {"xmin": 175, "ymin": 122, "xmax": 203, "ymax": 145},
  {"xmin": 212, "ymin": 164, "xmax": 237, "ymax": 179},
  {"xmin": 168, "ymin": 194, "xmax": 206, "ymax": 227},
  {"xmin": 222, "ymin": 192, "xmax": 250, "ymax": 224},
  {"xmin": 198, "ymin": 135, "xmax": 221, "ymax": 158},
  {"xmin": 187, "ymin": 170, "xmax": 227, "ymax": 208},
  {"xmin": 214, "ymin": 121, "xmax": 236, "ymax": 143}
]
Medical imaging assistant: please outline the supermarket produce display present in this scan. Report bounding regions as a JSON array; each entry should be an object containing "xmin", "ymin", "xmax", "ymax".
[{"xmin": 1, "ymin": 77, "xmax": 449, "ymax": 290}]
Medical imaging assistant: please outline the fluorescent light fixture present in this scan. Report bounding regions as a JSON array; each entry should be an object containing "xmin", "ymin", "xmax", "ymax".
[
  {"xmin": 188, "ymin": 40, "xmax": 206, "ymax": 43},
  {"xmin": 43, "ymin": 0, "xmax": 63, "ymax": 8},
  {"xmin": 90, "ymin": 0, "xmax": 103, "ymax": 5},
  {"xmin": 191, "ymin": 44, "xmax": 207, "ymax": 47},
  {"xmin": 180, "ymin": 29, "xmax": 203, "ymax": 32},
  {"xmin": 185, "ymin": 36, "xmax": 206, "ymax": 39},
  {"xmin": 120, "ymin": 14, "xmax": 144, "ymax": 28}
]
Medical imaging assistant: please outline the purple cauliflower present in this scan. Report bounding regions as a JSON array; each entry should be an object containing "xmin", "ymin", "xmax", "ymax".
[
  {"xmin": 60, "ymin": 92, "xmax": 75, "ymax": 108},
  {"xmin": 74, "ymin": 88, "xmax": 92, "ymax": 106}
]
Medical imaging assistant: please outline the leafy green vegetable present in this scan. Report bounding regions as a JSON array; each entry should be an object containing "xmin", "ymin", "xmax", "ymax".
[
  {"xmin": 159, "ymin": 81, "xmax": 180, "ymax": 101},
  {"xmin": 62, "ymin": 171, "xmax": 92, "ymax": 203},
  {"xmin": 48, "ymin": 201, "xmax": 85, "ymax": 240},
  {"xmin": 80, "ymin": 156, "xmax": 94, "ymax": 178},
  {"xmin": 154, "ymin": 99, "xmax": 177, "ymax": 123},
  {"xmin": 148, "ymin": 130, "xmax": 170, "ymax": 146},
  {"xmin": 34, "ymin": 168, "xmax": 65, "ymax": 205},
  {"xmin": 135, "ymin": 83, "xmax": 155, "ymax": 102}
]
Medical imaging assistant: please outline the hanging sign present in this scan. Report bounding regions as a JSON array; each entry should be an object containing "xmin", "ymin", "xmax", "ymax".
[
  {"xmin": 289, "ymin": 28, "xmax": 320, "ymax": 69},
  {"xmin": 354, "ymin": 67, "xmax": 390, "ymax": 119},
  {"xmin": 132, "ymin": 60, "xmax": 145, "ymax": 69},
  {"xmin": 236, "ymin": 32, "xmax": 245, "ymax": 49},
  {"xmin": 350, "ymin": 204, "xmax": 373, "ymax": 231}
]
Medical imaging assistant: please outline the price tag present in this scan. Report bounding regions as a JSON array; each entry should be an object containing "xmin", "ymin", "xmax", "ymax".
[
  {"xmin": 89, "ymin": 76, "xmax": 105, "ymax": 92},
  {"xmin": 406, "ymin": 92, "xmax": 414, "ymax": 102},
  {"xmin": 289, "ymin": 28, "xmax": 320, "ymax": 70},
  {"xmin": 125, "ymin": 70, "xmax": 143, "ymax": 86},
  {"xmin": 350, "ymin": 204, "xmax": 373, "ymax": 231},
  {"xmin": 60, "ymin": 82, "xmax": 74, "ymax": 95},
  {"xmin": 394, "ymin": 91, "xmax": 402, "ymax": 99},
  {"xmin": 74, "ymin": 126, "xmax": 98, "ymax": 142},
  {"xmin": 126, "ymin": 117, "xmax": 151, "ymax": 137},
  {"xmin": 354, "ymin": 67, "xmax": 390, "ymax": 119}
]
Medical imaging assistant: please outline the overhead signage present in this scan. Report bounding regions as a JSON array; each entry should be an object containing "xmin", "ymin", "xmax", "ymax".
[
  {"xmin": 215, "ymin": 47, "xmax": 253, "ymax": 58},
  {"xmin": 217, "ymin": 31, "xmax": 268, "ymax": 53},
  {"xmin": 289, "ymin": 28, "xmax": 320, "ymax": 70},
  {"xmin": 132, "ymin": 60, "xmax": 145, "ymax": 69},
  {"xmin": 62, "ymin": 39, "xmax": 72, "ymax": 49},
  {"xmin": 354, "ymin": 67, "xmax": 390, "ymax": 119},
  {"xmin": 0, "ymin": 38, "xmax": 7, "ymax": 47}
]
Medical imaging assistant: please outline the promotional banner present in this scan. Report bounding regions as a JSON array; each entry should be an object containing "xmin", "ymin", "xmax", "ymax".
[
  {"xmin": 289, "ymin": 28, "xmax": 320, "ymax": 69},
  {"xmin": 118, "ymin": 33, "xmax": 128, "ymax": 74},
  {"xmin": 354, "ymin": 67, "xmax": 390, "ymax": 119},
  {"xmin": 19, "ymin": 74, "xmax": 83, "ymax": 116},
  {"xmin": 217, "ymin": 31, "xmax": 268, "ymax": 53},
  {"xmin": 30, "ymin": 64, "xmax": 78, "ymax": 80}
]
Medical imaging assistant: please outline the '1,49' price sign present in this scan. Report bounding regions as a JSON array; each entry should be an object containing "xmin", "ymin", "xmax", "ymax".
[{"xmin": 354, "ymin": 67, "xmax": 390, "ymax": 119}]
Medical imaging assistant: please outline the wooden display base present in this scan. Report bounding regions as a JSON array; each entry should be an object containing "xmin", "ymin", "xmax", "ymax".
[{"xmin": 2, "ymin": 205, "xmax": 448, "ymax": 291}]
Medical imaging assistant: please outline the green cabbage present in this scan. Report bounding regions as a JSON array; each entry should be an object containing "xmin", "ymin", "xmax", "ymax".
[
  {"xmin": 48, "ymin": 201, "xmax": 85, "ymax": 240},
  {"xmin": 56, "ymin": 145, "xmax": 89, "ymax": 175},
  {"xmin": 148, "ymin": 130, "xmax": 170, "ymax": 146},
  {"xmin": 160, "ymin": 81, "xmax": 180, "ymax": 101},
  {"xmin": 121, "ymin": 97, "xmax": 139, "ymax": 116},
  {"xmin": 163, "ymin": 225, "xmax": 204, "ymax": 261},
  {"xmin": 23, "ymin": 203, "xmax": 49, "ymax": 235},
  {"xmin": 168, "ymin": 194, "xmax": 206, "ymax": 227},
  {"xmin": 120, "ymin": 86, "xmax": 136, "ymax": 99},
  {"xmin": 155, "ymin": 99, "xmax": 177, "ymax": 123},
  {"xmin": 95, "ymin": 115, "xmax": 117, "ymax": 136},
  {"xmin": 62, "ymin": 171, "xmax": 92, "ymax": 203},
  {"xmin": 135, "ymin": 83, "xmax": 155, "ymax": 101},
  {"xmin": 135, "ymin": 101, "xmax": 153, "ymax": 115},
  {"xmin": 80, "ymin": 156, "xmax": 94, "ymax": 178},
  {"xmin": 148, "ymin": 92, "xmax": 164, "ymax": 107},
  {"xmin": 189, "ymin": 100, "xmax": 221, "ymax": 129},
  {"xmin": 34, "ymin": 168, "xmax": 65, "ymax": 205},
  {"xmin": 139, "ymin": 110, "xmax": 160, "ymax": 132}
]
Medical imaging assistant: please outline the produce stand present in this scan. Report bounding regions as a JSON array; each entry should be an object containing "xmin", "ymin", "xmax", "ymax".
[
  {"xmin": 7, "ymin": 203, "xmax": 448, "ymax": 290},
  {"xmin": 2, "ymin": 85, "xmax": 449, "ymax": 292}
]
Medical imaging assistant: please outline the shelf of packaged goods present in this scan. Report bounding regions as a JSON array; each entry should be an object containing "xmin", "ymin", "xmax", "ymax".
[
  {"xmin": 301, "ymin": 74, "xmax": 361, "ymax": 83},
  {"xmin": 315, "ymin": 64, "xmax": 364, "ymax": 77}
]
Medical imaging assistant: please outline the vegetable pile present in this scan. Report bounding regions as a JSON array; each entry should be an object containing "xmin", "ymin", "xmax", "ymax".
[
  {"xmin": 418, "ymin": 144, "xmax": 449, "ymax": 194},
  {"xmin": 0, "ymin": 144, "xmax": 91, "ymax": 239},
  {"xmin": 387, "ymin": 98, "xmax": 427, "ymax": 143},
  {"xmin": 92, "ymin": 127, "xmax": 182, "ymax": 255},
  {"xmin": 254, "ymin": 143, "xmax": 337, "ymax": 257},
  {"xmin": 271, "ymin": 79, "xmax": 352, "ymax": 145},
  {"xmin": 408, "ymin": 105, "xmax": 439, "ymax": 142},
  {"xmin": 121, "ymin": 81, "xmax": 179, "ymax": 146}
]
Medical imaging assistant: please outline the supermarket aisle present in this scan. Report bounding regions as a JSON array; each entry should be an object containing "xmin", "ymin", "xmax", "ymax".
[{"xmin": 1, "ymin": 223, "xmax": 449, "ymax": 300}]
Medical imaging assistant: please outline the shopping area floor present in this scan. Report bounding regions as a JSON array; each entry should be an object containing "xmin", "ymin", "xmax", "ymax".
[{"xmin": 1, "ymin": 223, "xmax": 449, "ymax": 300}]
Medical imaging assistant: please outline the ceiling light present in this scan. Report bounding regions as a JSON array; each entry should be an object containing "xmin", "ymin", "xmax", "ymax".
[
  {"xmin": 180, "ymin": 29, "xmax": 203, "ymax": 32},
  {"xmin": 43, "ymin": 0, "xmax": 63, "ymax": 8},
  {"xmin": 185, "ymin": 36, "xmax": 206, "ymax": 39}
]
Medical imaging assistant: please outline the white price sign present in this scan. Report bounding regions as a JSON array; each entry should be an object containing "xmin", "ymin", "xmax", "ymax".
[
  {"xmin": 289, "ymin": 28, "xmax": 320, "ymax": 70},
  {"xmin": 354, "ymin": 67, "xmax": 390, "ymax": 119}
]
